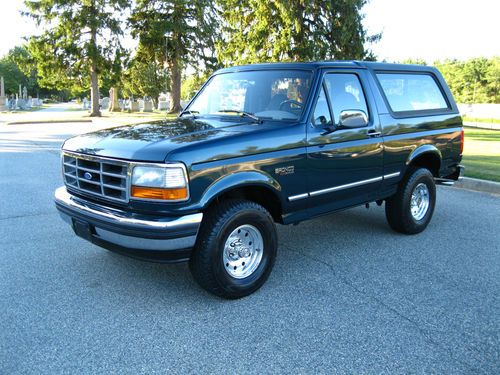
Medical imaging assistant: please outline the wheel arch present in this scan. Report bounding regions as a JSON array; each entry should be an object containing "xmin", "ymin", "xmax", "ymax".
[
  {"xmin": 406, "ymin": 145, "xmax": 442, "ymax": 177},
  {"xmin": 199, "ymin": 172, "xmax": 284, "ymax": 223}
]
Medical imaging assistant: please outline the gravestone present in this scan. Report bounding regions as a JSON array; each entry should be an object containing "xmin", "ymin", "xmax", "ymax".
[
  {"xmin": 129, "ymin": 100, "xmax": 140, "ymax": 112},
  {"xmin": 142, "ymin": 97, "xmax": 153, "ymax": 112},
  {"xmin": 158, "ymin": 93, "xmax": 169, "ymax": 111},
  {"xmin": 0, "ymin": 77, "xmax": 7, "ymax": 111},
  {"xmin": 82, "ymin": 98, "xmax": 90, "ymax": 110},
  {"xmin": 100, "ymin": 97, "xmax": 110, "ymax": 110}
]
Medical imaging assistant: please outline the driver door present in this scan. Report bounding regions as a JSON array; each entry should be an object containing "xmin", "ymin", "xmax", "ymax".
[{"xmin": 306, "ymin": 70, "xmax": 384, "ymax": 215}]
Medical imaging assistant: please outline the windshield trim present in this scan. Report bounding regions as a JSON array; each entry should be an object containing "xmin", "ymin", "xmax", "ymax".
[{"xmin": 182, "ymin": 68, "xmax": 316, "ymax": 123}]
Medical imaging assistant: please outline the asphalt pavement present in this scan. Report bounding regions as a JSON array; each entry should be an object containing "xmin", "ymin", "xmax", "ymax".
[{"xmin": 1, "ymin": 123, "xmax": 499, "ymax": 374}]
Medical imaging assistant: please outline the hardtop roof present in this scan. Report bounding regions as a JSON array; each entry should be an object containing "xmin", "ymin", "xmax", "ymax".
[{"xmin": 215, "ymin": 61, "xmax": 438, "ymax": 74}]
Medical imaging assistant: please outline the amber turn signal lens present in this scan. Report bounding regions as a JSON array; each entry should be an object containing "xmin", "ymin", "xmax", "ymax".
[{"xmin": 131, "ymin": 186, "xmax": 188, "ymax": 200}]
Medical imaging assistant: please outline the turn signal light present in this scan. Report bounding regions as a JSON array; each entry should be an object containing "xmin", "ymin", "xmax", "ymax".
[{"xmin": 131, "ymin": 186, "xmax": 188, "ymax": 201}]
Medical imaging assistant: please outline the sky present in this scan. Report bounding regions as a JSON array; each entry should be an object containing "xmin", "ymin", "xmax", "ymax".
[{"xmin": 0, "ymin": 0, "xmax": 499, "ymax": 62}]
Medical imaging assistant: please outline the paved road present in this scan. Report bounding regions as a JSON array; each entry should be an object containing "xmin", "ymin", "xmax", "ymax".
[{"xmin": 1, "ymin": 123, "xmax": 499, "ymax": 374}]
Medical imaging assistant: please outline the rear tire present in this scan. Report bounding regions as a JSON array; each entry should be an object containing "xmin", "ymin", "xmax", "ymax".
[
  {"xmin": 189, "ymin": 199, "xmax": 277, "ymax": 299},
  {"xmin": 385, "ymin": 167, "xmax": 436, "ymax": 234}
]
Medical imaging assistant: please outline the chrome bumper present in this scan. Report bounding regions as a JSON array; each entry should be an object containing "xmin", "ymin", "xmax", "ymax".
[{"xmin": 54, "ymin": 187, "xmax": 203, "ymax": 262}]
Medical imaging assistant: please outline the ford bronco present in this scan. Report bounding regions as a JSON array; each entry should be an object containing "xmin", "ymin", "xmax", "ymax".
[{"xmin": 55, "ymin": 62, "xmax": 464, "ymax": 298}]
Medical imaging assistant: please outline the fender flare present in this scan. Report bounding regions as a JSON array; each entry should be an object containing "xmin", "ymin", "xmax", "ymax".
[
  {"xmin": 199, "ymin": 171, "xmax": 283, "ymax": 209},
  {"xmin": 405, "ymin": 144, "xmax": 442, "ymax": 173}
]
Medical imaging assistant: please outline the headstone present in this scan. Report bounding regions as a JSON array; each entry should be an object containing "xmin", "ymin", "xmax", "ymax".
[
  {"xmin": 129, "ymin": 100, "xmax": 139, "ymax": 112},
  {"xmin": 26, "ymin": 96, "xmax": 32, "ymax": 109},
  {"xmin": 22, "ymin": 86, "xmax": 28, "ymax": 100},
  {"xmin": 0, "ymin": 77, "xmax": 7, "ymax": 111},
  {"xmin": 9, "ymin": 94, "xmax": 16, "ymax": 110},
  {"xmin": 158, "ymin": 93, "xmax": 169, "ymax": 111},
  {"xmin": 100, "ymin": 97, "xmax": 110, "ymax": 110},
  {"xmin": 82, "ymin": 97, "xmax": 90, "ymax": 110},
  {"xmin": 138, "ymin": 98, "xmax": 144, "ymax": 110},
  {"xmin": 142, "ymin": 97, "xmax": 153, "ymax": 112},
  {"xmin": 108, "ymin": 87, "xmax": 120, "ymax": 112}
]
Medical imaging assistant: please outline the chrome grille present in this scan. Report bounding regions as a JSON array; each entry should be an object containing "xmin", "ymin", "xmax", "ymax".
[{"xmin": 62, "ymin": 152, "xmax": 129, "ymax": 203}]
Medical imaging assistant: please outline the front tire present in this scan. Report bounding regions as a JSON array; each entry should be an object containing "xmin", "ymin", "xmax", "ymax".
[
  {"xmin": 385, "ymin": 167, "xmax": 436, "ymax": 234},
  {"xmin": 189, "ymin": 199, "xmax": 277, "ymax": 299}
]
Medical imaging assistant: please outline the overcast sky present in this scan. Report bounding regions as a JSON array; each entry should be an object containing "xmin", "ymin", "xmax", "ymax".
[{"xmin": 1, "ymin": 0, "xmax": 499, "ymax": 63}]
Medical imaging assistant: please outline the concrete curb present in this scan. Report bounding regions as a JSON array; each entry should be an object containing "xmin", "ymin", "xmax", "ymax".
[
  {"xmin": 7, "ymin": 119, "xmax": 93, "ymax": 125},
  {"xmin": 453, "ymin": 177, "xmax": 500, "ymax": 195}
]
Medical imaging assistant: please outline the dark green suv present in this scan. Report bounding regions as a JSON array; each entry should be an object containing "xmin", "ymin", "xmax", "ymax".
[{"xmin": 55, "ymin": 61, "xmax": 464, "ymax": 298}]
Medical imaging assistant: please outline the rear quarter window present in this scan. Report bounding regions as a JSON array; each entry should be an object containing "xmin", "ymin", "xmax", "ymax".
[{"xmin": 376, "ymin": 73, "xmax": 449, "ymax": 113}]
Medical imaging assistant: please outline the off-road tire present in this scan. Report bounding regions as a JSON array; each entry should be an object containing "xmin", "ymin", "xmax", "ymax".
[
  {"xmin": 189, "ymin": 199, "xmax": 277, "ymax": 299},
  {"xmin": 385, "ymin": 167, "xmax": 436, "ymax": 234}
]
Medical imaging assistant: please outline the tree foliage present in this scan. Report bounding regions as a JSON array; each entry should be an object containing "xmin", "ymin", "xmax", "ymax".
[
  {"xmin": 217, "ymin": 0, "xmax": 380, "ymax": 65},
  {"xmin": 23, "ymin": 0, "xmax": 130, "ymax": 115},
  {"xmin": 402, "ymin": 57, "xmax": 500, "ymax": 104},
  {"xmin": 122, "ymin": 47, "xmax": 169, "ymax": 105},
  {"xmin": 435, "ymin": 57, "xmax": 500, "ymax": 104},
  {"xmin": 129, "ymin": 0, "xmax": 220, "ymax": 112}
]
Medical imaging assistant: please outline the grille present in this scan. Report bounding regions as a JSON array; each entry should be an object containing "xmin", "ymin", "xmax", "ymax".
[{"xmin": 62, "ymin": 152, "xmax": 129, "ymax": 203}]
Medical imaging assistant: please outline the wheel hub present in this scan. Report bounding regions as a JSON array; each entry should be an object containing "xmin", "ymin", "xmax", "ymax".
[
  {"xmin": 223, "ymin": 224, "xmax": 264, "ymax": 279},
  {"xmin": 410, "ymin": 182, "xmax": 430, "ymax": 221}
]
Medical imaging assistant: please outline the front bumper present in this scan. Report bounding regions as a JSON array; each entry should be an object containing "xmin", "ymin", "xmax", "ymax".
[{"xmin": 54, "ymin": 186, "xmax": 203, "ymax": 263}]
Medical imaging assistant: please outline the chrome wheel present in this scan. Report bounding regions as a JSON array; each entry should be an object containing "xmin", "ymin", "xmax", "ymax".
[
  {"xmin": 223, "ymin": 224, "xmax": 264, "ymax": 279},
  {"xmin": 410, "ymin": 183, "xmax": 430, "ymax": 221}
]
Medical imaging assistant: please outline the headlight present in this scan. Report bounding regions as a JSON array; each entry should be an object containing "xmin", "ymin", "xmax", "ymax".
[{"xmin": 131, "ymin": 164, "xmax": 189, "ymax": 201}]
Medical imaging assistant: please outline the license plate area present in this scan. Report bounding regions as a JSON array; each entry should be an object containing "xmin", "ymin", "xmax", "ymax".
[{"xmin": 72, "ymin": 219, "xmax": 95, "ymax": 241}]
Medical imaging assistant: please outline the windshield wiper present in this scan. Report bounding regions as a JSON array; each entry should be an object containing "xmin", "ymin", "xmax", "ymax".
[
  {"xmin": 217, "ymin": 109, "xmax": 261, "ymax": 123},
  {"xmin": 179, "ymin": 109, "xmax": 199, "ymax": 118}
]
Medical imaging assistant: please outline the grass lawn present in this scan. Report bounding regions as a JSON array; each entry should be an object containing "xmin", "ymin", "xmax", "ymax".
[
  {"xmin": 462, "ymin": 116, "xmax": 500, "ymax": 124},
  {"xmin": 462, "ymin": 127, "xmax": 500, "ymax": 182}
]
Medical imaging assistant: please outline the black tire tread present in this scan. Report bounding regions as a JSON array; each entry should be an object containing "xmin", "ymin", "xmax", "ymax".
[
  {"xmin": 189, "ymin": 199, "xmax": 276, "ymax": 299},
  {"xmin": 385, "ymin": 167, "xmax": 436, "ymax": 234}
]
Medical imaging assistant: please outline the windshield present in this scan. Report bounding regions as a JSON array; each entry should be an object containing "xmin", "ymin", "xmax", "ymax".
[{"xmin": 186, "ymin": 70, "xmax": 313, "ymax": 121}]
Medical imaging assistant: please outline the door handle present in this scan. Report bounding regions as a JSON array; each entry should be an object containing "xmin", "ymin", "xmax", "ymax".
[{"xmin": 367, "ymin": 129, "xmax": 381, "ymax": 138}]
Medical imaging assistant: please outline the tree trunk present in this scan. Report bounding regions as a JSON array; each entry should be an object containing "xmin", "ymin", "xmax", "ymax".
[
  {"xmin": 89, "ymin": 13, "xmax": 101, "ymax": 117},
  {"xmin": 168, "ymin": 58, "xmax": 182, "ymax": 114},
  {"xmin": 89, "ymin": 65, "xmax": 101, "ymax": 117}
]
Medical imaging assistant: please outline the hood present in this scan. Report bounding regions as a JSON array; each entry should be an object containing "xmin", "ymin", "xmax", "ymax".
[{"xmin": 62, "ymin": 117, "xmax": 261, "ymax": 162}]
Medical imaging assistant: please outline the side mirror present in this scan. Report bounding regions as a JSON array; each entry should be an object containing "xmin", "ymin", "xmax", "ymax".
[{"xmin": 338, "ymin": 110, "xmax": 368, "ymax": 128}]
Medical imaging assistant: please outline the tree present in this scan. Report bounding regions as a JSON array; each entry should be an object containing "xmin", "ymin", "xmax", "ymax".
[
  {"xmin": 130, "ymin": 0, "xmax": 220, "ymax": 113},
  {"xmin": 217, "ymin": 0, "xmax": 380, "ymax": 65},
  {"xmin": 122, "ymin": 49, "xmax": 169, "ymax": 107},
  {"xmin": 23, "ymin": 0, "xmax": 129, "ymax": 116}
]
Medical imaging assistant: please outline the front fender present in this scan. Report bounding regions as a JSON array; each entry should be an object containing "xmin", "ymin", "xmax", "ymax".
[{"xmin": 199, "ymin": 171, "xmax": 282, "ymax": 208}]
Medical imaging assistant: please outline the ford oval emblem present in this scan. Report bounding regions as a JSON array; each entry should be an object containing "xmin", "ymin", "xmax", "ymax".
[{"xmin": 83, "ymin": 172, "xmax": 93, "ymax": 180}]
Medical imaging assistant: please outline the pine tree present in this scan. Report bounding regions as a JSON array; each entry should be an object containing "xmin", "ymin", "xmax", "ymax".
[
  {"xmin": 23, "ymin": 0, "xmax": 129, "ymax": 116},
  {"xmin": 130, "ymin": 0, "xmax": 220, "ymax": 113},
  {"xmin": 217, "ymin": 0, "xmax": 380, "ymax": 65}
]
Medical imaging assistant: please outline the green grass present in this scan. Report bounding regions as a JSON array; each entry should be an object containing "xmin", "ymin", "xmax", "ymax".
[
  {"xmin": 463, "ymin": 116, "xmax": 500, "ymax": 124},
  {"xmin": 462, "ymin": 127, "xmax": 500, "ymax": 182}
]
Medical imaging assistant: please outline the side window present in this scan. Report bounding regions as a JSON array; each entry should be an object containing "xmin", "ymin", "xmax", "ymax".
[
  {"xmin": 324, "ymin": 73, "xmax": 368, "ymax": 125},
  {"xmin": 312, "ymin": 85, "xmax": 332, "ymax": 127},
  {"xmin": 376, "ymin": 73, "xmax": 449, "ymax": 113}
]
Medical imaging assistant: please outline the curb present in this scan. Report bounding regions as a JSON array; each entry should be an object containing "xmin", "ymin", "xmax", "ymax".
[
  {"xmin": 453, "ymin": 177, "xmax": 500, "ymax": 195},
  {"xmin": 6, "ymin": 119, "xmax": 93, "ymax": 125}
]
